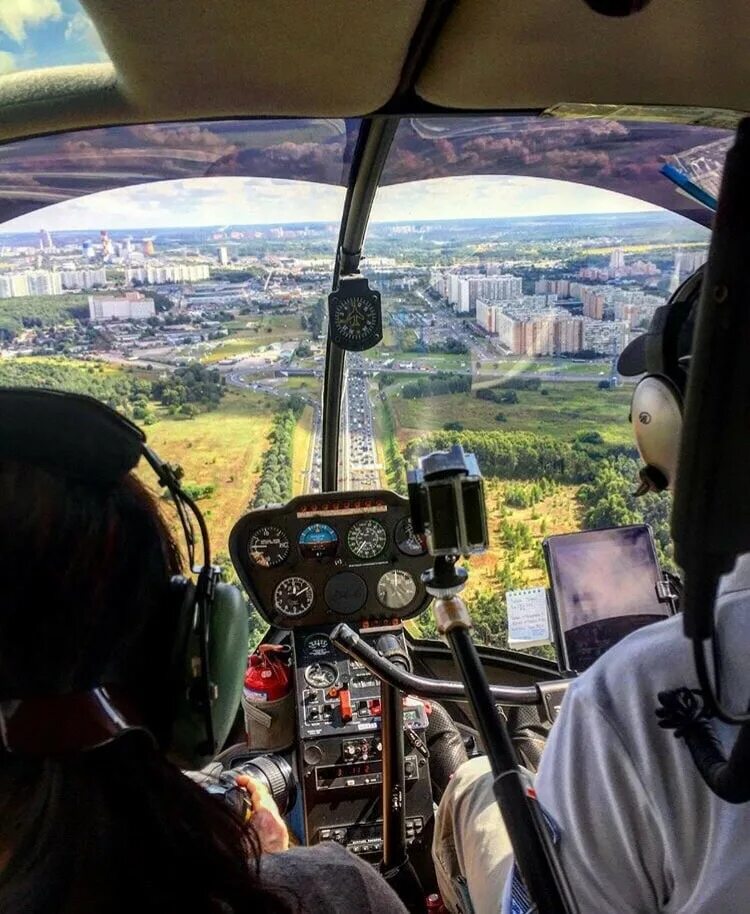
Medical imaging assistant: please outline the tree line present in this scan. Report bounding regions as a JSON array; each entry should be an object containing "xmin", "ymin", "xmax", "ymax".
[
  {"xmin": 0, "ymin": 358, "xmax": 225, "ymax": 422},
  {"xmin": 401, "ymin": 373, "xmax": 472, "ymax": 400},
  {"xmin": 251, "ymin": 408, "xmax": 301, "ymax": 508}
]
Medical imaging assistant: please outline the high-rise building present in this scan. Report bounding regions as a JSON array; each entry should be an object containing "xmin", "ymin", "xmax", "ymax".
[
  {"xmin": 142, "ymin": 237, "xmax": 155, "ymax": 256},
  {"xmin": 217, "ymin": 246, "xmax": 229, "ymax": 266},
  {"xmin": 0, "ymin": 273, "xmax": 29, "ymax": 298},
  {"xmin": 100, "ymin": 230, "xmax": 112, "ymax": 259},
  {"xmin": 88, "ymin": 291, "xmax": 155, "ymax": 322},
  {"xmin": 669, "ymin": 249, "xmax": 682, "ymax": 294},
  {"xmin": 26, "ymin": 270, "xmax": 63, "ymax": 296},
  {"xmin": 0, "ymin": 270, "xmax": 65, "ymax": 297},
  {"xmin": 61, "ymin": 268, "xmax": 108, "ymax": 290},
  {"xmin": 581, "ymin": 288, "xmax": 606, "ymax": 321},
  {"xmin": 609, "ymin": 248, "xmax": 626, "ymax": 273},
  {"xmin": 39, "ymin": 229, "xmax": 53, "ymax": 251}
]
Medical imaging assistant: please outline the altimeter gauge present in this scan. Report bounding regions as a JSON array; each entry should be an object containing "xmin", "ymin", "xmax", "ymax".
[
  {"xmin": 347, "ymin": 518, "xmax": 387, "ymax": 560},
  {"xmin": 328, "ymin": 275, "xmax": 383, "ymax": 352}
]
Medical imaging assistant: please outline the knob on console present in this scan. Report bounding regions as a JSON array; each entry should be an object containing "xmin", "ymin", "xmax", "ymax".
[{"xmin": 303, "ymin": 744, "xmax": 324, "ymax": 766}]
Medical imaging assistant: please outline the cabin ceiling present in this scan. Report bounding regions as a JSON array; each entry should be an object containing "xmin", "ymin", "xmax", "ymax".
[{"xmin": 0, "ymin": 0, "xmax": 745, "ymax": 143}]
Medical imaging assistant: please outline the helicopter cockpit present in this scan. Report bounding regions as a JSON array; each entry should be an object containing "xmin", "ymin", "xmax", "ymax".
[{"xmin": 1, "ymin": 2, "xmax": 749, "ymax": 913}]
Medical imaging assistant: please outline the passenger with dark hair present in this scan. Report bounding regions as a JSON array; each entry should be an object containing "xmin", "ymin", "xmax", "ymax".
[{"xmin": 0, "ymin": 392, "xmax": 407, "ymax": 914}]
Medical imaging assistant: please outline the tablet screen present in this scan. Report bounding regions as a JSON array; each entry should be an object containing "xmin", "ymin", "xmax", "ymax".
[{"xmin": 545, "ymin": 525, "xmax": 668, "ymax": 672}]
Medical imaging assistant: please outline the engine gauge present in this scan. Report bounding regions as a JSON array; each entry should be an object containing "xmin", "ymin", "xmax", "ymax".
[
  {"xmin": 299, "ymin": 523, "xmax": 339, "ymax": 559},
  {"xmin": 304, "ymin": 633, "xmax": 332, "ymax": 658},
  {"xmin": 377, "ymin": 570, "xmax": 417, "ymax": 610},
  {"xmin": 248, "ymin": 525, "xmax": 290, "ymax": 567},
  {"xmin": 347, "ymin": 518, "xmax": 387, "ymax": 560},
  {"xmin": 305, "ymin": 662, "xmax": 338, "ymax": 690},
  {"xmin": 273, "ymin": 576, "xmax": 314, "ymax": 619},
  {"xmin": 395, "ymin": 517, "xmax": 427, "ymax": 557}
]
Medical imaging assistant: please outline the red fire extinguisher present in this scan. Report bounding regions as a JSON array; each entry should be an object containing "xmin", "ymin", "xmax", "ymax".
[
  {"xmin": 244, "ymin": 644, "xmax": 292, "ymax": 702},
  {"xmin": 243, "ymin": 645, "xmax": 295, "ymax": 751}
]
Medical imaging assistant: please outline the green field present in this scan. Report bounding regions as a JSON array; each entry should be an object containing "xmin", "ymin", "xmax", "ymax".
[
  {"xmin": 141, "ymin": 389, "xmax": 277, "ymax": 554},
  {"xmin": 390, "ymin": 381, "xmax": 633, "ymax": 444}
]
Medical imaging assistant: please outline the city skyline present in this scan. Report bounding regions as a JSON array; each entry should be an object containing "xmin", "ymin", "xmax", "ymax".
[{"xmin": 0, "ymin": 175, "xmax": 667, "ymax": 236}]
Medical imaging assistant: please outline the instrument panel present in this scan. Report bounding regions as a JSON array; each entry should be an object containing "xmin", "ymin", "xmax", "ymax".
[{"xmin": 229, "ymin": 490, "xmax": 434, "ymax": 628}]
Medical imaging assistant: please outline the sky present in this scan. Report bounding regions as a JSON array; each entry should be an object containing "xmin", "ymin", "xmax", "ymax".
[
  {"xmin": 0, "ymin": 0, "xmax": 107, "ymax": 76},
  {"xmin": 0, "ymin": 174, "xmax": 663, "ymax": 234}
]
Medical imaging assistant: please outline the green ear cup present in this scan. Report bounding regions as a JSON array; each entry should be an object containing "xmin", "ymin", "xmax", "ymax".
[{"xmin": 170, "ymin": 582, "xmax": 248, "ymax": 770}]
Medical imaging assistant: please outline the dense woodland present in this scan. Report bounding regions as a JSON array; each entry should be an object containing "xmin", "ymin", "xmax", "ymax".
[
  {"xmin": 401, "ymin": 373, "xmax": 472, "ymax": 400},
  {"xmin": 408, "ymin": 428, "xmax": 673, "ymax": 653},
  {"xmin": 0, "ymin": 359, "xmax": 225, "ymax": 420},
  {"xmin": 0, "ymin": 295, "xmax": 88, "ymax": 342}
]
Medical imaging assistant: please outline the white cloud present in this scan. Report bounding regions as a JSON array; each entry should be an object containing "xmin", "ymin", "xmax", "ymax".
[
  {"xmin": 0, "ymin": 177, "xmax": 347, "ymax": 232},
  {"xmin": 64, "ymin": 9, "xmax": 107, "ymax": 60},
  {"xmin": 371, "ymin": 176, "xmax": 662, "ymax": 222},
  {"xmin": 0, "ymin": 50, "xmax": 17, "ymax": 75},
  {"xmin": 0, "ymin": 0, "xmax": 62, "ymax": 44}
]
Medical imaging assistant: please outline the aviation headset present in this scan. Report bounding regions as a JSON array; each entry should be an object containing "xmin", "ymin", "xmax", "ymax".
[
  {"xmin": 618, "ymin": 266, "xmax": 703, "ymax": 494},
  {"xmin": 0, "ymin": 387, "xmax": 248, "ymax": 769}
]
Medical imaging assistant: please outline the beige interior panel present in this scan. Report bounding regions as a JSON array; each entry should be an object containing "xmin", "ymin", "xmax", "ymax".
[
  {"xmin": 418, "ymin": 0, "xmax": 750, "ymax": 112},
  {"xmin": 81, "ymin": 0, "xmax": 425, "ymax": 116}
]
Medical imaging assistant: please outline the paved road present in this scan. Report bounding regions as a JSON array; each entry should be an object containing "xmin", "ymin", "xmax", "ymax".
[{"xmin": 340, "ymin": 354, "xmax": 382, "ymax": 491}]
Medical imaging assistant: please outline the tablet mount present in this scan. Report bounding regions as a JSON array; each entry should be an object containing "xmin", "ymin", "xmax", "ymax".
[{"xmin": 407, "ymin": 445, "xmax": 578, "ymax": 914}]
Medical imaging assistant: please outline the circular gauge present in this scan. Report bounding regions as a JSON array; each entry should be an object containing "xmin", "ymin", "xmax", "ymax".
[
  {"xmin": 305, "ymin": 661, "xmax": 338, "ymax": 689},
  {"xmin": 377, "ymin": 570, "xmax": 417, "ymax": 610},
  {"xmin": 395, "ymin": 517, "xmax": 427, "ymax": 556},
  {"xmin": 332, "ymin": 296, "xmax": 379, "ymax": 348},
  {"xmin": 325, "ymin": 572, "xmax": 367, "ymax": 615},
  {"xmin": 248, "ymin": 525, "xmax": 290, "ymax": 567},
  {"xmin": 273, "ymin": 576, "xmax": 314, "ymax": 619},
  {"xmin": 347, "ymin": 518, "xmax": 387, "ymax": 560},
  {"xmin": 304, "ymin": 633, "xmax": 332, "ymax": 658},
  {"xmin": 299, "ymin": 523, "xmax": 339, "ymax": 559}
]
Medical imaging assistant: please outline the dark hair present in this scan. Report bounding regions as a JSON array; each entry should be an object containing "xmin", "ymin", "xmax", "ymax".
[{"xmin": 0, "ymin": 461, "xmax": 296, "ymax": 914}]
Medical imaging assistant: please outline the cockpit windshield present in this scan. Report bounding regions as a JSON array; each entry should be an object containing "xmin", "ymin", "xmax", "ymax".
[{"xmin": 0, "ymin": 112, "xmax": 723, "ymax": 652}]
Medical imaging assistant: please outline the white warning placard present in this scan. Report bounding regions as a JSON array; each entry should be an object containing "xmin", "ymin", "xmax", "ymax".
[{"xmin": 507, "ymin": 587, "xmax": 551, "ymax": 649}]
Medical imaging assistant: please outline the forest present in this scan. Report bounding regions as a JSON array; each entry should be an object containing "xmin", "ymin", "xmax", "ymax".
[
  {"xmin": 0, "ymin": 294, "xmax": 88, "ymax": 341},
  {"xmin": 252, "ymin": 407, "xmax": 302, "ymax": 508},
  {"xmin": 0, "ymin": 358, "xmax": 226, "ymax": 420},
  {"xmin": 401, "ymin": 373, "xmax": 472, "ymax": 400}
]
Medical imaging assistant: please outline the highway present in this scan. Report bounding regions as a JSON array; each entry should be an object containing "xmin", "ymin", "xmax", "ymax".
[{"xmin": 339, "ymin": 354, "xmax": 383, "ymax": 491}]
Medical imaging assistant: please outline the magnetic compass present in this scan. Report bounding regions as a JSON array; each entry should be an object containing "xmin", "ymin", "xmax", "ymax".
[{"xmin": 328, "ymin": 275, "xmax": 383, "ymax": 352}]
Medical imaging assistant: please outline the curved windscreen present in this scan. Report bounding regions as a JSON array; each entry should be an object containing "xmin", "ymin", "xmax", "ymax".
[
  {"xmin": 350, "ymin": 172, "xmax": 709, "ymax": 654},
  {"xmin": 0, "ymin": 118, "xmax": 359, "ymax": 224},
  {"xmin": 0, "ymin": 175, "xmax": 344, "ymax": 644},
  {"xmin": 381, "ymin": 115, "xmax": 732, "ymax": 228}
]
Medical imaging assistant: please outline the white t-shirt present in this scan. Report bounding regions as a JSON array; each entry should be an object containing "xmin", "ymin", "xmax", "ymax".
[{"xmin": 525, "ymin": 555, "xmax": 750, "ymax": 913}]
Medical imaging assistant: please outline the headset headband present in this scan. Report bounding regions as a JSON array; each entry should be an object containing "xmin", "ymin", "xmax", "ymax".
[
  {"xmin": 0, "ymin": 386, "xmax": 218, "ymax": 757},
  {"xmin": 0, "ymin": 688, "xmax": 151, "ymax": 756},
  {"xmin": 0, "ymin": 387, "xmax": 144, "ymax": 486}
]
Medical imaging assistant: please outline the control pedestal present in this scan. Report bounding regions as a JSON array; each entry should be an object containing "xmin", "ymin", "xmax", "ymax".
[{"xmin": 293, "ymin": 624, "xmax": 434, "ymax": 862}]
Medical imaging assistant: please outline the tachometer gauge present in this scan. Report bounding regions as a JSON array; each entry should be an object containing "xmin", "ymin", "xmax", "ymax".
[
  {"xmin": 377, "ymin": 570, "xmax": 417, "ymax": 610},
  {"xmin": 248, "ymin": 525, "xmax": 290, "ymax": 567},
  {"xmin": 305, "ymin": 662, "xmax": 338, "ymax": 690},
  {"xmin": 299, "ymin": 523, "xmax": 338, "ymax": 559},
  {"xmin": 347, "ymin": 518, "xmax": 387, "ymax": 560},
  {"xmin": 273, "ymin": 576, "xmax": 314, "ymax": 618},
  {"xmin": 395, "ymin": 517, "xmax": 427, "ymax": 557}
]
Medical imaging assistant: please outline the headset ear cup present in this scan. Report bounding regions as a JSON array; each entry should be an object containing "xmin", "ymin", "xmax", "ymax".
[
  {"xmin": 630, "ymin": 375, "xmax": 683, "ymax": 489},
  {"xmin": 168, "ymin": 582, "xmax": 248, "ymax": 770}
]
